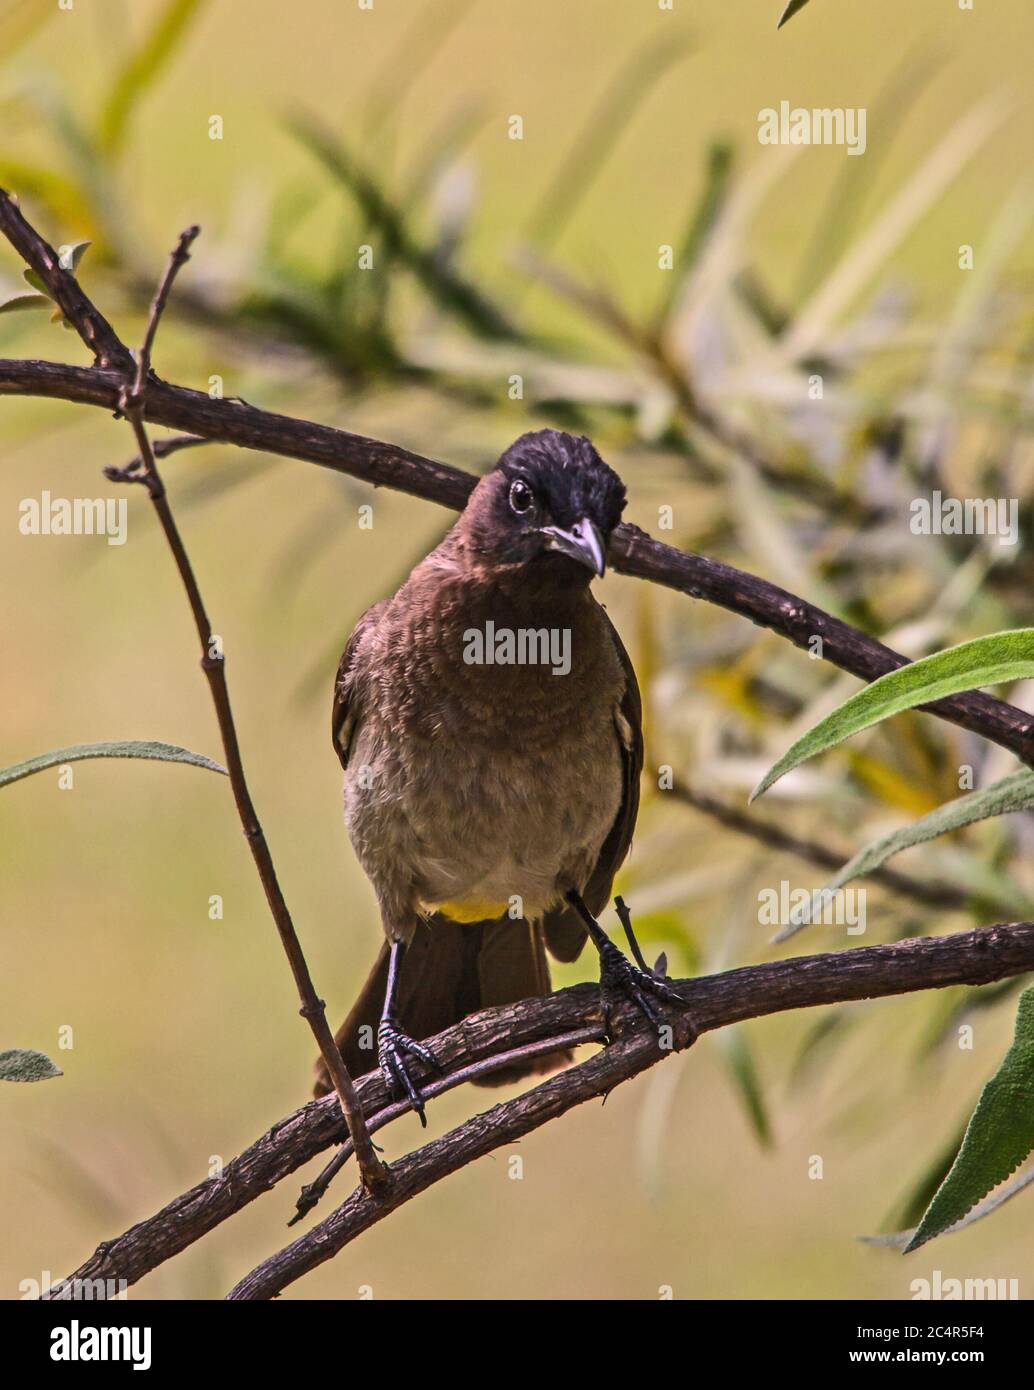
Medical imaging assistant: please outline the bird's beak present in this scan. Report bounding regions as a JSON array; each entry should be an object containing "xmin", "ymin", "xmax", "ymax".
[{"xmin": 540, "ymin": 517, "xmax": 607, "ymax": 577}]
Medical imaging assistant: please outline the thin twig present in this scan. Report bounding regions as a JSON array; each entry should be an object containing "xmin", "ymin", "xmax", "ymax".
[
  {"xmin": 110, "ymin": 227, "xmax": 387, "ymax": 1193},
  {"xmin": 54, "ymin": 919, "xmax": 1034, "ymax": 1298},
  {"xmin": 664, "ymin": 775, "xmax": 972, "ymax": 912},
  {"xmin": 104, "ymin": 432, "xmax": 210, "ymax": 484}
]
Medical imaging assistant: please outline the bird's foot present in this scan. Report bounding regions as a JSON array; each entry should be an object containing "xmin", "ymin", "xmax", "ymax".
[
  {"xmin": 564, "ymin": 889, "xmax": 684, "ymax": 1039},
  {"xmin": 598, "ymin": 935, "xmax": 681, "ymax": 1032},
  {"xmin": 378, "ymin": 1018, "xmax": 437, "ymax": 1127}
]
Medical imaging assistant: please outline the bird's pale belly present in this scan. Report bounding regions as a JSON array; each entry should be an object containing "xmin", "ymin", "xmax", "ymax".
[{"xmin": 345, "ymin": 711, "xmax": 623, "ymax": 928}]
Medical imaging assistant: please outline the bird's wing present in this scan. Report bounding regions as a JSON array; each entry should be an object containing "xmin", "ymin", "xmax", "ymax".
[
  {"xmin": 543, "ymin": 608, "xmax": 643, "ymax": 962},
  {"xmin": 331, "ymin": 599, "xmax": 389, "ymax": 770}
]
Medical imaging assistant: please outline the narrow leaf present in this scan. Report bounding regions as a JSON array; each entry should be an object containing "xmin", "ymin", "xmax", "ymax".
[
  {"xmin": 906, "ymin": 986, "xmax": 1034, "ymax": 1252},
  {"xmin": 675, "ymin": 142, "xmax": 734, "ymax": 272},
  {"xmin": 0, "ymin": 1048, "xmax": 63, "ymax": 1083},
  {"xmin": 22, "ymin": 267, "xmax": 51, "ymax": 295},
  {"xmin": 719, "ymin": 1026, "xmax": 773, "ymax": 1148},
  {"xmin": 751, "ymin": 630, "xmax": 1034, "ymax": 802},
  {"xmin": 98, "ymin": 0, "xmax": 206, "ymax": 153},
  {"xmin": 525, "ymin": 31, "xmax": 692, "ymax": 253},
  {"xmin": 777, "ymin": 0, "xmax": 811, "ymax": 27},
  {"xmin": 788, "ymin": 1008, "xmax": 854, "ymax": 1090},
  {"xmin": 775, "ymin": 768, "xmax": 1034, "ymax": 941},
  {"xmin": 867, "ymin": 1159, "xmax": 1034, "ymax": 1251},
  {"xmin": 0, "ymin": 292, "xmax": 51, "ymax": 314},
  {"xmin": 0, "ymin": 740, "xmax": 227, "ymax": 790}
]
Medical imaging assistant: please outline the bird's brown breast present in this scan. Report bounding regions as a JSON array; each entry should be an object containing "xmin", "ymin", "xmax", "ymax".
[{"xmin": 343, "ymin": 558, "xmax": 627, "ymax": 926}]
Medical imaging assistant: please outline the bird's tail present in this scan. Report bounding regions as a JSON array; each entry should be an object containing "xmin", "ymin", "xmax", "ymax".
[{"xmin": 313, "ymin": 917, "xmax": 572, "ymax": 1097}]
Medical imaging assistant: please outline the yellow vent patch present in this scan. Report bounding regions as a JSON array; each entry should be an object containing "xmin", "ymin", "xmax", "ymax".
[{"xmin": 423, "ymin": 897, "xmax": 510, "ymax": 924}]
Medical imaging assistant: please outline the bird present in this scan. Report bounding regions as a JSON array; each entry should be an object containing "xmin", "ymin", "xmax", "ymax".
[{"xmin": 314, "ymin": 428, "xmax": 679, "ymax": 1119}]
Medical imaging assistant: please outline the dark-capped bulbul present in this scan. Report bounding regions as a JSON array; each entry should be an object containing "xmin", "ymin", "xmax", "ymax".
[{"xmin": 314, "ymin": 429, "xmax": 678, "ymax": 1117}]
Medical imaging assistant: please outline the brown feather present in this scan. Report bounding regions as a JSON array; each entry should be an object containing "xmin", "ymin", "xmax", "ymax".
[
  {"xmin": 331, "ymin": 598, "xmax": 388, "ymax": 769},
  {"xmin": 543, "ymin": 608, "xmax": 643, "ymax": 961}
]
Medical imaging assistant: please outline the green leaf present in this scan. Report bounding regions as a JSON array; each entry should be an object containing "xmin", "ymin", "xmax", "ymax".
[
  {"xmin": 751, "ymin": 630, "xmax": 1034, "ymax": 803},
  {"xmin": 867, "ymin": 1159, "xmax": 1034, "ymax": 1251},
  {"xmin": 718, "ymin": 1026, "xmax": 773, "ymax": 1148},
  {"xmin": 777, "ymin": 0, "xmax": 812, "ymax": 27},
  {"xmin": 22, "ymin": 267, "xmax": 51, "ymax": 295},
  {"xmin": 0, "ymin": 740, "xmax": 227, "ymax": 790},
  {"xmin": 98, "ymin": 0, "xmax": 207, "ymax": 154},
  {"xmin": 0, "ymin": 291, "xmax": 51, "ymax": 314},
  {"xmin": 906, "ymin": 985, "xmax": 1034, "ymax": 1252},
  {"xmin": 0, "ymin": 1048, "xmax": 63, "ymax": 1083},
  {"xmin": 59, "ymin": 239, "xmax": 91, "ymax": 273},
  {"xmin": 774, "ymin": 768, "xmax": 1034, "ymax": 941},
  {"xmin": 673, "ymin": 142, "xmax": 734, "ymax": 273}
]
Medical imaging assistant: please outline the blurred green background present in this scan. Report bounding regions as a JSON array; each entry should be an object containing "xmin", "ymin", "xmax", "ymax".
[{"xmin": 3, "ymin": 0, "xmax": 1034, "ymax": 1299}]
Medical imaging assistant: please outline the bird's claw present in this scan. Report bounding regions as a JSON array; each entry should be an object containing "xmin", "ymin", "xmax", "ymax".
[
  {"xmin": 598, "ymin": 938, "xmax": 682, "ymax": 1033},
  {"xmin": 378, "ymin": 1018, "xmax": 437, "ymax": 1127}
]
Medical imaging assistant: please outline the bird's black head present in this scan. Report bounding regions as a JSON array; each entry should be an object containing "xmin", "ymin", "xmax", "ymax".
[{"xmin": 462, "ymin": 430, "xmax": 626, "ymax": 582}]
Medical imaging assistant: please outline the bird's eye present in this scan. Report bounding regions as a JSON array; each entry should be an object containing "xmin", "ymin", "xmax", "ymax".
[{"xmin": 508, "ymin": 479, "xmax": 535, "ymax": 515}]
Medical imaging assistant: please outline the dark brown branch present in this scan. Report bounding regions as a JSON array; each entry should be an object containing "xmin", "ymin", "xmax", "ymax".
[
  {"xmin": 0, "ymin": 355, "xmax": 476, "ymax": 501},
  {"xmin": 2, "ymin": 355, "xmax": 1032, "ymax": 768},
  {"xmin": 664, "ymin": 776, "xmax": 971, "ymax": 913},
  {"xmin": 230, "ymin": 1030, "xmax": 664, "ymax": 1300},
  {"xmin": 227, "ymin": 919, "xmax": 1034, "ymax": 1299},
  {"xmin": 56, "ymin": 920, "xmax": 1034, "ymax": 1298},
  {"xmin": 0, "ymin": 191, "xmax": 131, "ymax": 370},
  {"xmin": 108, "ymin": 226, "xmax": 386, "ymax": 1193}
]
